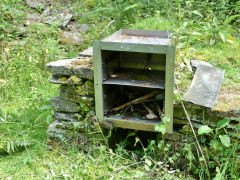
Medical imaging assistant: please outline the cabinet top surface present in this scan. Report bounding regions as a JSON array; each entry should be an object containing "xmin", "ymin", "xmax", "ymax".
[{"xmin": 102, "ymin": 29, "xmax": 175, "ymax": 46}]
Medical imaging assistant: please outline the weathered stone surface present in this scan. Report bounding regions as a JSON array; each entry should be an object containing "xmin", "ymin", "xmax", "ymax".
[
  {"xmin": 46, "ymin": 57, "xmax": 93, "ymax": 80},
  {"xmin": 26, "ymin": 13, "xmax": 42, "ymax": 24},
  {"xmin": 49, "ymin": 75, "xmax": 69, "ymax": 84},
  {"xmin": 174, "ymin": 101, "xmax": 202, "ymax": 110},
  {"xmin": 173, "ymin": 102, "xmax": 240, "ymax": 131},
  {"xmin": 174, "ymin": 108, "xmax": 203, "ymax": 122},
  {"xmin": 42, "ymin": 8, "xmax": 72, "ymax": 28},
  {"xmin": 49, "ymin": 75, "xmax": 83, "ymax": 85},
  {"xmin": 50, "ymin": 96, "xmax": 80, "ymax": 112},
  {"xmin": 60, "ymin": 94, "xmax": 94, "ymax": 106},
  {"xmin": 66, "ymin": 22, "xmax": 89, "ymax": 33},
  {"xmin": 60, "ymin": 31, "xmax": 83, "ymax": 45},
  {"xmin": 79, "ymin": 47, "xmax": 93, "ymax": 57},
  {"xmin": 48, "ymin": 121, "xmax": 67, "ymax": 134},
  {"xmin": 54, "ymin": 112, "xmax": 81, "ymax": 122},
  {"xmin": 48, "ymin": 121, "xmax": 88, "ymax": 144},
  {"xmin": 60, "ymin": 82, "xmax": 94, "ymax": 97},
  {"xmin": 15, "ymin": 26, "xmax": 27, "ymax": 35},
  {"xmin": 55, "ymin": 121, "xmax": 85, "ymax": 131},
  {"xmin": 25, "ymin": 0, "xmax": 47, "ymax": 9}
]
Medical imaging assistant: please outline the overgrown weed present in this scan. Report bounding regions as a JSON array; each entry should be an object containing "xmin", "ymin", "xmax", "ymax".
[{"xmin": 0, "ymin": 0, "xmax": 239, "ymax": 179}]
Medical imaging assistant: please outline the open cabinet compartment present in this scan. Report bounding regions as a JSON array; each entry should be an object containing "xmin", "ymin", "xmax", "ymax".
[
  {"xmin": 102, "ymin": 50, "xmax": 166, "ymax": 88},
  {"xmin": 94, "ymin": 29, "xmax": 175, "ymax": 133}
]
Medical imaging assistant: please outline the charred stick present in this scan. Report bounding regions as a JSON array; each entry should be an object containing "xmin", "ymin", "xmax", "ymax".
[
  {"xmin": 112, "ymin": 90, "xmax": 160, "ymax": 112},
  {"xmin": 155, "ymin": 103, "xmax": 163, "ymax": 120}
]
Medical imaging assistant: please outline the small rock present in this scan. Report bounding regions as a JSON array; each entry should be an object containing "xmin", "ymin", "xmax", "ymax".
[
  {"xmin": 66, "ymin": 22, "xmax": 89, "ymax": 33},
  {"xmin": 25, "ymin": 0, "xmax": 47, "ymax": 9},
  {"xmin": 50, "ymin": 96, "xmax": 80, "ymax": 112},
  {"xmin": 48, "ymin": 121, "xmax": 67, "ymax": 134},
  {"xmin": 67, "ymin": 76, "xmax": 83, "ymax": 85},
  {"xmin": 46, "ymin": 57, "xmax": 93, "ymax": 80},
  {"xmin": 16, "ymin": 26, "xmax": 27, "ymax": 35},
  {"xmin": 49, "ymin": 75, "xmax": 69, "ymax": 84},
  {"xmin": 26, "ymin": 13, "xmax": 42, "ymax": 24},
  {"xmin": 60, "ymin": 92, "xmax": 95, "ymax": 106},
  {"xmin": 79, "ymin": 24, "xmax": 89, "ymax": 33},
  {"xmin": 48, "ymin": 121, "xmax": 88, "ymax": 143},
  {"xmin": 54, "ymin": 112, "xmax": 81, "ymax": 122},
  {"xmin": 60, "ymin": 31, "xmax": 83, "ymax": 45},
  {"xmin": 79, "ymin": 47, "xmax": 93, "ymax": 57},
  {"xmin": 55, "ymin": 121, "xmax": 85, "ymax": 131},
  {"xmin": 42, "ymin": 8, "xmax": 72, "ymax": 28},
  {"xmin": 60, "ymin": 81, "xmax": 94, "ymax": 97},
  {"xmin": 49, "ymin": 75, "xmax": 83, "ymax": 85}
]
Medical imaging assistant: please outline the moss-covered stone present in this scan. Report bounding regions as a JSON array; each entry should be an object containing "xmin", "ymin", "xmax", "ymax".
[
  {"xmin": 50, "ymin": 96, "xmax": 80, "ymax": 113},
  {"xmin": 68, "ymin": 76, "xmax": 83, "ymax": 85},
  {"xmin": 174, "ymin": 108, "xmax": 203, "ymax": 122},
  {"xmin": 76, "ymin": 80, "xmax": 94, "ymax": 96},
  {"xmin": 55, "ymin": 121, "xmax": 86, "ymax": 132},
  {"xmin": 60, "ymin": 82, "xmax": 94, "ymax": 98},
  {"xmin": 49, "ymin": 75, "xmax": 83, "ymax": 85},
  {"xmin": 54, "ymin": 112, "xmax": 81, "ymax": 122},
  {"xmin": 60, "ymin": 95, "xmax": 94, "ymax": 106},
  {"xmin": 46, "ymin": 58, "xmax": 93, "ymax": 80}
]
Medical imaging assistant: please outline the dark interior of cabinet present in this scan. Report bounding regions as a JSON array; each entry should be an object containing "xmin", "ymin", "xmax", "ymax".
[
  {"xmin": 101, "ymin": 50, "xmax": 166, "ymax": 122},
  {"xmin": 103, "ymin": 85, "xmax": 165, "ymax": 121},
  {"xmin": 102, "ymin": 50, "xmax": 166, "ymax": 88}
]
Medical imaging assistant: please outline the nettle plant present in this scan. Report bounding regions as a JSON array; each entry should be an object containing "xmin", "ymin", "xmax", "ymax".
[
  {"xmin": 75, "ymin": 102, "xmax": 96, "ymax": 134},
  {"xmin": 186, "ymin": 15, "xmax": 238, "ymax": 46},
  {"xmin": 198, "ymin": 118, "xmax": 231, "ymax": 148},
  {"xmin": 197, "ymin": 118, "xmax": 239, "ymax": 179}
]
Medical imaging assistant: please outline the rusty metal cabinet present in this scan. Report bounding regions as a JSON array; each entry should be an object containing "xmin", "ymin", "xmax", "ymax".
[{"xmin": 93, "ymin": 29, "xmax": 175, "ymax": 133}]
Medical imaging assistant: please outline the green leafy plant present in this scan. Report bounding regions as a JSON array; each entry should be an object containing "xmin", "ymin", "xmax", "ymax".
[{"xmin": 154, "ymin": 115, "xmax": 170, "ymax": 135}]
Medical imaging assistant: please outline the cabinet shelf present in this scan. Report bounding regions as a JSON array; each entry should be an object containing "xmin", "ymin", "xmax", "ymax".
[
  {"xmin": 103, "ymin": 69, "xmax": 165, "ymax": 89},
  {"xmin": 104, "ymin": 114, "xmax": 160, "ymax": 132}
]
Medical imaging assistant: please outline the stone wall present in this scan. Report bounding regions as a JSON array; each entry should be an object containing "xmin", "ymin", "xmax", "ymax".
[
  {"xmin": 46, "ymin": 47, "xmax": 239, "ymax": 142},
  {"xmin": 46, "ymin": 47, "xmax": 95, "ymax": 141}
]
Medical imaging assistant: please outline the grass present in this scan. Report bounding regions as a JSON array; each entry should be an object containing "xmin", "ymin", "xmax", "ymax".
[{"xmin": 0, "ymin": 0, "xmax": 240, "ymax": 179}]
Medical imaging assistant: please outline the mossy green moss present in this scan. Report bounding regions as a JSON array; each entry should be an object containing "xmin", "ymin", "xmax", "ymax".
[{"xmin": 76, "ymin": 80, "xmax": 94, "ymax": 96}]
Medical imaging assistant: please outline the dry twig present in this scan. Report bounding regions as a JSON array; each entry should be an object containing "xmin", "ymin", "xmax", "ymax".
[
  {"xmin": 175, "ymin": 84, "xmax": 210, "ymax": 177},
  {"xmin": 155, "ymin": 103, "xmax": 163, "ymax": 120},
  {"xmin": 94, "ymin": 161, "xmax": 144, "ymax": 180},
  {"xmin": 112, "ymin": 90, "xmax": 160, "ymax": 112}
]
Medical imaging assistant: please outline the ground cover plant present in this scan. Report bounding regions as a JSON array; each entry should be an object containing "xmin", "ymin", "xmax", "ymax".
[{"xmin": 0, "ymin": 0, "xmax": 239, "ymax": 179}]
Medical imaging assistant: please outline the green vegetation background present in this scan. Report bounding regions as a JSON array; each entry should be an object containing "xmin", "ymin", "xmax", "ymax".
[{"xmin": 0, "ymin": 0, "xmax": 239, "ymax": 179}]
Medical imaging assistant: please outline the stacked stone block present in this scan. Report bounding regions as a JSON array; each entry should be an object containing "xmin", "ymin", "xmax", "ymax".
[{"xmin": 46, "ymin": 47, "xmax": 95, "ymax": 140}]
